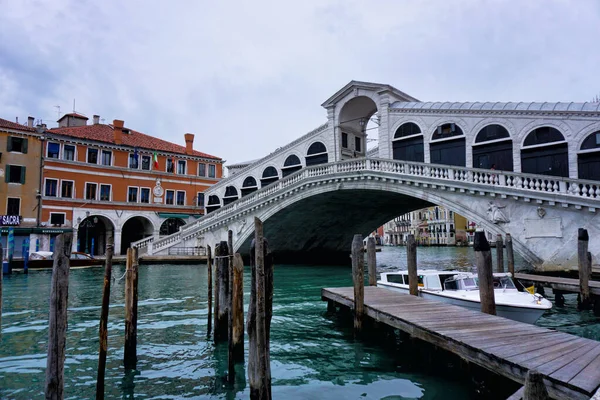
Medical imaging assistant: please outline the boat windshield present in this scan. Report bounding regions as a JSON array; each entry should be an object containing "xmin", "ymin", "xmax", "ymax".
[{"xmin": 474, "ymin": 276, "xmax": 516, "ymax": 289}]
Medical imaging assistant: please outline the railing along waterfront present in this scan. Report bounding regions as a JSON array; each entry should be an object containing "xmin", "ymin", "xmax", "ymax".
[{"xmin": 132, "ymin": 158, "xmax": 600, "ymax": 253}]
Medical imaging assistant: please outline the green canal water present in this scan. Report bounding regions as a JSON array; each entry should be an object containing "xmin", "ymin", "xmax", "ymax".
[{"xmin": 0, "ymin": 246, "xmax": 598, "ymax": 399}]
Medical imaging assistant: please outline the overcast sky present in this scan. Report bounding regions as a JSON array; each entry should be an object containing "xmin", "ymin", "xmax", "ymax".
[{"xmin": 1, "ymin": 0, "xmax": 599, "ymax": 166}]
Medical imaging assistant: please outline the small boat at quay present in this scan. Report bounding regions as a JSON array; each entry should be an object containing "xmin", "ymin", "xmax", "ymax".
[{"xmin": 377, "ymin": 269, "xmax": 552, "ymax": 324}]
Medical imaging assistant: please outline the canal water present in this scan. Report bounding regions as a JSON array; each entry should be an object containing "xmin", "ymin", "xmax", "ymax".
[{"xmin": 0, "ymin": 246, "xmax": 598, "ymax": 399}]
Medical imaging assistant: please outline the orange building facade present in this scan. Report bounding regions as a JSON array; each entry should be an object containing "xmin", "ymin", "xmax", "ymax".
[{"xmin": 40, "ymin": 113, "xmax": 223, "ymax": 255}]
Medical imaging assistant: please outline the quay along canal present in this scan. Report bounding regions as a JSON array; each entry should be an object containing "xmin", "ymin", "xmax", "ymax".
[{"xmin": 1, "ymin": 246, "xmax": 599, "ymax": 399}]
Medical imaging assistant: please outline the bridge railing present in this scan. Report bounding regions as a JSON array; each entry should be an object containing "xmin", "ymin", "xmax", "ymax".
[{"xmin": 134, "ymin": 157, "xmax": 600, "ymax": 253}]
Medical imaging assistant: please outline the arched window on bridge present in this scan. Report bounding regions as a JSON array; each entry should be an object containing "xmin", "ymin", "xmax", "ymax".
[
  {"xmin": 472, "ymin": 124, "xmax": 513, "ymax": 171},
  {"xmin": 578, "ymin": 130, "xmax": 600, "ymax": 181},
  {"xmin": 430, "ymin": 123, "xmax": 466, "ymax": 167},
  {"xmin": 521, "ymin": 127, "xmax": 568, "ymax": 177},
  {"xmin": 241, "ymin": 176, "xmax": 258, "ymax": 197},
  {"xmin": 223, "ymin": 186, "xmax": 239, "ymax": 205},
  {"xmin": 282, "ymin": 154, "xmax": 302, "ymax": 177},
  {"xmin": 305, "ymin": 142, "xmax": 328, "ymax": 166},
  {"xmin": 260, "ymin": 166, "xmax": 279, "ymax": 187},
  {"xmin": 206, "ymin": 195, "xmax": 221, "ymax": 213},
  {"xmin": 392, "ymin": 122, "xmax": 424, "ymax": 162}
]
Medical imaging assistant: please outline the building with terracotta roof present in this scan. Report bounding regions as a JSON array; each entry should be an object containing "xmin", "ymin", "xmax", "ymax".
[
  {"xmin": 39, "ymin": 113, "xmax": 224, "ymax": 255},
  {"xmin": 0, "ymin": 117, "xmax": 57, "ymax": 261}
]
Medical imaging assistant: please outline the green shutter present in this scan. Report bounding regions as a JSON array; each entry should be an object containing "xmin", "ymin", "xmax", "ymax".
[
  {"xmin": 5, "ymin": 165, "xmax": 10, "ymax": 183},
  {"xmin": 7, "ymin": 137, "xmax": 13, "ymax": 152},
  {"xmin": 22, "ymin": 138, "xmax": 28, "ymax": 154},
  {"xmin": 20, "ymin": 166, "xmax": 26, "ymax": 184}
]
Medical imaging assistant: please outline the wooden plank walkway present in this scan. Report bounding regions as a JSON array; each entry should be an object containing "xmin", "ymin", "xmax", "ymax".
[
  {"xmin": 515, "ymin": 273, "xmax": 600, "ymax": 295},
  {"xmin": 322, "ymin": 286, "xmax": 600, "ymax": 400}
]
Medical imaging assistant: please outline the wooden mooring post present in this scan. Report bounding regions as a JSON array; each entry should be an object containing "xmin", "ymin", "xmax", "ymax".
[
  {"xmin": 124, "ymin": 247, "xmax": 139, "ymax": 370},
  {"xmin": 496, "ymin": 234, "xmax": 504, "ymax": 273},
  {"xmin": 96, "ymin": 232, "xmax": 114, "ymax": 399},
  {"xmin": 214, "ymin": 240, "xmax": 229, "ymax": 343},
  {"xmin": 207, "ymin": 244, "xmax": 213, "ymax": 336},
  {"xmin": 578, "ymin": 228, "xmax": 591, "ymax": 310},
  {"xmin": 45, "ymin": 233, "xmax": 73, "ymax": 400},
  {"xmin": 228, "ymin": 253, "xmax": 244, "ymax": 380},
  {"xmin": 366, "ymin": 237, "xmax": 377, "ymax": 286},
  {"xmin": 227, "ymin": 230, "xmax": 235, "ymax": 381},
  {"xmin": 406, "ymin": 234, "xmax": 418, "ymax": 296},
  {"xmin": 351, "ymin": 234, "xmax": 364, "ymax": 333},
  {"xmin": 474, "ymin": 231, "xmax": 496, "ymax": 316},
  {"xmin": 247, "ymin": 217, "xmax": 273, "ymax": 400},
  {"xmin": 523, "ymin": 370, "xmax": 549, "ymax": 400},
  {"xmin": 506, "ymin": 233, "xmax": 515, "ymax": 277}
]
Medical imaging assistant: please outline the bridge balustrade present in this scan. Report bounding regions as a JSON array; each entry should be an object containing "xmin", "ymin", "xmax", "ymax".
[{"xmin": 132, "ymin": 158, "xmax": 600, "ymax": 254}]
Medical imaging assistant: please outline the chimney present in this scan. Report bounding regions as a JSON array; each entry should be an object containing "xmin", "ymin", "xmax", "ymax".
[
  {"xmin": 93, "ymin": 115, "xmax": 100, "ymax": 125},
  {"xmin": 28, "ymin": 116, "xmax": 35, "ymax": 127},
  {"xmin": 184, "ymin": 133, "xmax": 194, "ymax": 155},
  {"xmin": 113, "ymin": 119, "xmax": 124, "ymax": 145}
]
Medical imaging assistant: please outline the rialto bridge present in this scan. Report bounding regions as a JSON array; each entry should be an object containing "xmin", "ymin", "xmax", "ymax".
[{"xmin": 132, "ymin": 81, "xmax": 600, "ymax": 271}]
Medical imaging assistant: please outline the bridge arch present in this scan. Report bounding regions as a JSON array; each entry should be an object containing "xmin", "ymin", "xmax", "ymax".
[
  {"xmin": 392, "ymin": 122, "xmax": 424, "ymax": 162},
  {"xmin": 206, "ymin": 194, "xmax": 221, "ymax": 213},
  {"xmin": 260, "ymin": 165, "xmax": 280, "ymax": 187},
  {"xmin": 305, "ymin": 141, "xmax": 329, "ymax": 166},
  {"xmin": 223, "ymin": 185, "xmax": 239, "ymax": 205},
  {"xmin": 520, "ymin": 126, "xmax": 568, "ymax": 177},
  {"xmin": 233, "ymin": 177, "xmax": 540, "ymax": 265},
  {"xmin": 429, "ymin": 122, "xmax": 466, "ymax": 166},
  {"xmin": 577, "ymin": 130, "xmax": 600, "ymax": 180},
  {"xmin": 241, "ymin": 176, "xmax": 258, "ymax": 197},
  {"xmin": 472, "ymin": 124, "xmax": 514, "ymax": 171},
  {"xmin": 282, "ymin": 153, "xmax": 303, "ymax": 177},
  {"xmin": 338, "ymin": 95, "xmax": 378, "ymax": 159}
]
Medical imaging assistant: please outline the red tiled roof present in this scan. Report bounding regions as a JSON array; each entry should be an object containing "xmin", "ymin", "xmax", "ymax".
[
  {"xmin": 49, "ymin": 123, "xmax": 221, "ymax": 160},
  {"xmin": 58, "ymin": 112, "xmax": 89, "ymax": 121},
  {"xmin": 0, "ymin": 117, "xmax": 36, "ymax": 132}
]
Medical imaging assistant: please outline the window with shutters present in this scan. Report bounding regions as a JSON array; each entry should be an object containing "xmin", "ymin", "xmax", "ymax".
[
  {"xmin": 63, "ymin": 144, "xmax": 75, "ymax": 160},
  {"xmin": 61, "ymin": 180, "xmax": 74, "ymax": 198},
  {"xmin": 7, "ymin": 136, "xmax": 28, "ymax": 153},
  {"xmin": 100, "ymin": 184, "xmax": 111, "ymax": 201},
  {"xmin": 6, "ymin": 165, "xmax": 25, "ymax": 184},
  {"xmin": 166, "ymin": 158, "xmax": 174, "ymax": 173},
  {"xmin": 128, "ymin": 187, "xmax": 139, "ymax": 202},
  {"xmin": 45, "ymin": 178, "xmax": 58, "ymax": 196},
  {"xmin": 101, "ymin": 150, "xmax": 112, "ymax": 166},
  {"xmin": 165, "ymin": 190, "xmax": 175, "ymax": 205},
  {"xmin": 47, "ymin": 142, "xmax": 60, "ymax": 158},
  {"xmin": 85, "ymin": 183, "xmax": 97, "ymax": 200},
  {"xmin": 176, "ymin": 190, "xmax": 185, "ymax": 205},
  {"xmin": 7, "ymin": 197, "xmax": 20, "ymax": 215},
  {"xmin": 87, "ymin": 148, "xmax": 98, "ymax": 164},
  {"xmin": 197, "ymin": 192, "xmax": 205, "ymax": 207},
  {"xmin": 208, "ymin": 164, "xmax": 216, "ymax": 178},
  {"xmin": 140, "ymin": 187, "xmax": 150, "ymax": 203},
  {"xmin": 141, "ymin": 155, "xmax": 151, "ymax": 170},
  {"xmin": 177, "ymin": 160, "xmax": 186, "ymax": 174},
  {"xmin": 198, "ymin": 163, "xmax": 206, "ymax": 176}
]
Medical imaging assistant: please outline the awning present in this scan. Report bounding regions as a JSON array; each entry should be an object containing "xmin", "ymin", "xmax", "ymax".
[{"xmin": 158, "ymin": 213, "xmax": 190, "ymax": 219}]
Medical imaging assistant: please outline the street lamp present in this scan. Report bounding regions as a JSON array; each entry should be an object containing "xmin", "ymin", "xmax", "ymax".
[{"xmin": 77, "ymin": 212, "xmax": 97, "ymax": 254}]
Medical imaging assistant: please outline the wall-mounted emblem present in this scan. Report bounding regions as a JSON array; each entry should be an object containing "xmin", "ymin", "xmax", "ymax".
[{"xmin": 537, "ymin": 207, "xmax": 546, "ymax": 219}]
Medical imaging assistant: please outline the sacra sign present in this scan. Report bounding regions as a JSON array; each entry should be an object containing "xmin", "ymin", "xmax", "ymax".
[{"xmin": 0, "ymin": 215, "xmax": 21, "ymax": 226}]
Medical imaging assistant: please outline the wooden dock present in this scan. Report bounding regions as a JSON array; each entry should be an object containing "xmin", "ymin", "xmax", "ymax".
[
  {"xmin": 515, "ymin": 272, "xmax": 600, "ymax": 295},
  {"xmin": 322, "ymin": 286, "xmax": 600, "ymax": 400}
]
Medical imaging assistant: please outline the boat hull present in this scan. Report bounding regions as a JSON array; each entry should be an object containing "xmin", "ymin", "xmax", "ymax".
[{"xmin": 377, "ymin": 282, "xmax": 546, "ymax": 324}]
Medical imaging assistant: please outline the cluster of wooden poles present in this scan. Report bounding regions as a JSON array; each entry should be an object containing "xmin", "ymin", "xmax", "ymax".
[
  {"xmin": 344, "ymin": 231, "xmax": 551, "ymax": 399},
  {"xmin": 17, "ymin": 217, "xmax": 273, "ymax": 400},
  {"xmin": 209, "ymin": 218, "xmax": 274, "ymax": 400}
]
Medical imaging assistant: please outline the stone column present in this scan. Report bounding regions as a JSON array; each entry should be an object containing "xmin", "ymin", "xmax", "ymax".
[{"xmin": 114, "ymin": 230, "xmax": 123, "ymax": 256}]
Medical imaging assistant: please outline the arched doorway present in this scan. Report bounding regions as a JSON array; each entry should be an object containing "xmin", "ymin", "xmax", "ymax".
[
  {"xmin": 282, "ymin": 154, "xmax": 302, "ymax": 177},
  {"xmin": 260, "ymin": 166, "xmax": 279, "ymax": 187},
  {"xmin": 305, "ymin": 142, "xmax": 328, "ymax": 166},
  {"xmin": 223, "ymin": 186, "xmax": 239, "ymax": 205},
  {"xmin": 338, "ymin": 95, "xmax": 378, "ymax": 159},
  {"xmin": 241, "ymin": 176, "xmax": 258, "ymax": 197},
  {"xmin": 521, "ymin": 127, "xmax": 568, "ymax": 177},
  {"xmin": 472, "ymin": 124, "xmax": 513, "ymax": 171},
  {"xmin": 160, "ymin": 217, "xmax": 186, "ymax": 236},
  {"xmin": 77, "ymin": 214, "xmax": 114, "ymax": 256},
  {"xmin": 206, "ymin": 195, "xmax": 221, "ymax": 213},
  {"xmin": 121, "ymin": 216, "xmax": 154, "ymax": 254},
  {"xmin": 430, "ymin": 123, "xmax": 466, "ymax": 166},
  {"xmin": 578, "ymin": 131, "xmax": 600, "ymax": 181},
  {"xmin": 392, "ymin": 122, "xmax": 424, "ymax": 162}
]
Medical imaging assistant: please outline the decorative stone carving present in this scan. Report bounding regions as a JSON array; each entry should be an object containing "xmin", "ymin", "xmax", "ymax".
[
  {"xmin": 537, "ymin": 207, "xmax": 546, "ymax": 219},
  {"xmin": 236, "ymin": 218, "xmax": 247, "ymax": 235},
  {"xmin": 487, "ymin": 202, "xmax": 509, "ymax": 224}
]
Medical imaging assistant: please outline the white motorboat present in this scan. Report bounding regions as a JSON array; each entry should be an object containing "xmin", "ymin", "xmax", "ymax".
[{"xmin": 377, "ymin": 269, "xmax": 552, "ymax": 324}]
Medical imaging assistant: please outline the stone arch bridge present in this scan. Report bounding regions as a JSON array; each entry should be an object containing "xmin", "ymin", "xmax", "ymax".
[{"xmin": 133, "ymin": 81, "xmax": 600, "ymax": 270}]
